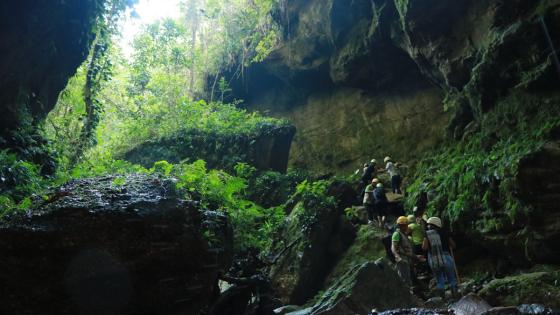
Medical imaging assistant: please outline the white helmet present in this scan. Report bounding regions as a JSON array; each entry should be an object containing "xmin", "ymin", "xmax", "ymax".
[
  {"xmin": 384, "ymin": 156, "xmax": 391, "ymax": 163},
  {"xmin": 370, "ymin": 159, "xmax": 377, "ymax": 164},
  {"xmin": 427, "ymin": 217, "xmax": 443, "ymax": 228}
]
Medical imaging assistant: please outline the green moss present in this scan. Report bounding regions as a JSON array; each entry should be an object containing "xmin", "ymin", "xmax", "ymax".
[{"xmin": 479, "ymin": 271, "xmax": 560, "ymax": 308}]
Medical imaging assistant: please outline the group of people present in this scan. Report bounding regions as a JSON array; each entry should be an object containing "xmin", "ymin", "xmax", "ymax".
[
  {"xmin": 358, "ymin": 155, "xmax": 458, "ymax": 299},
  {"xmin": 361, "ymin": 156, "xmax": 402, "ymax": 227},
  {"xmin": 360, "ymin": 156, "xmax": 402, "ymax": 194},
  {"xmin": 391, "ymin": 209, "xmax": 459, "ymax": 299}
]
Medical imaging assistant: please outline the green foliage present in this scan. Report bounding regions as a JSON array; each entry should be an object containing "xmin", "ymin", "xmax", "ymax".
[
  {"xmin": 237, "ymin": 165, "xmax": 309, "ymax": 208},
  {"xmin": 0, "ymin": 149, "xmax": 46, "ymax": 215},
  {"xmin": 405, "ymin": 93, "xmax": 560, "ymax": 232},
  {"xmin": 45, "ymin": 0, "xmax": 285, "ymax": 171},
  {"xmin": 296, "ymin": 180, "xmax": 337, "ymax": 210},
  {"xmin": 292, "ymin": 180, "xmax": 337, "ymax": 235},
  {"xmin": 161, "ymin": 159, "xmax": 286, "ymax": 252}
]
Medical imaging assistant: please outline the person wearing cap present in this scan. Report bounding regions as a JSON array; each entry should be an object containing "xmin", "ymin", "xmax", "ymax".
[
  {"xmin": 363, "ymin": 178, "xmax": 378, "ymax": 224},
  {"xmin": 391, "ymin": 216, "xmax": 416, "ymax": 289},
  {"xmin": 412, "ymin": 206, "xmax": 428, "ymax": 233},
  {"xmin": 361, "ymin": 159, "xmax": 377, "ymax": 187},
  {"xmin": 407, "ymin": 215, "xmax": 424, "ymax": 254},
  {"xmin": 422, "ymin": 217, "xmax": 458, "ymax": 298},
  {"xmin": 372, "ymin": 182, "xmax": 388, "ymax": 227},
  {"xmin": 383, "ymin": 156, "xmax": 402, "ymax": 194}
]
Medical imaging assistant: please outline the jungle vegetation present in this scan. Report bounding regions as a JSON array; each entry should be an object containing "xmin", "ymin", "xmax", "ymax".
[{"xmin": 0, "ymin": 0, "xmax": 303, "ymax": 253}]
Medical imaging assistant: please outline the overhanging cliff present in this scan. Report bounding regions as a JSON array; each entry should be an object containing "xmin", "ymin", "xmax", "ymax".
[
  {"xmin": 226, "ymin": 0, "xmax": 560, "ymax": 173},
  {"xmin": 0, "ymin": 0, "xmax": 105, "ymax": 170}
]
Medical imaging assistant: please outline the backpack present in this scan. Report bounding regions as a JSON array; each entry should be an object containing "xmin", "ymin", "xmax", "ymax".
[
  {"xmin": 373, "ymin": 188, "xmax": 387, "ymax": 204},
  {"xmin": 426, "ymin": 229, "xmax": 446, "ymax": 271}
]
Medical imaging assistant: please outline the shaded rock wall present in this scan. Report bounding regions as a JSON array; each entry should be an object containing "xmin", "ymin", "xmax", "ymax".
[
  {"xmin": 0, "ymin": 0, "xmax": 102, "ymax": 168},
  {"xmin": 227, "ymin": 0, "xmax": 560, "ymax": 173},
  {"xmin": 287, "ymin": 88, "xmax": 447, "ymax": 173},
  {"xmin": 0, "ymin": 174, "xmax": 233, "ymax": 315}
]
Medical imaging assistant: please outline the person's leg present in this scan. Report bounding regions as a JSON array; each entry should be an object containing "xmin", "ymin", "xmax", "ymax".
[
  {"xmin": 428, "ymin": 255, "xmax": 446, "ymax": 293},
  {"xmin": 396, "ymin": 175, "xmax": 402, "ymax": 194},
  {"xmin": 391, "ymin": 175, "xmax": 398, "ymax": 193},
  {"xmin": 444, "ymin": 253, "xmax": 458, "ymax": 296},
  {"xmin": 365, "ymin": 204, "xmax": 374, "ymax": 222},
  {"xmin": 396, "ymin": 260, "xmax": 412, "ymax": 288}
]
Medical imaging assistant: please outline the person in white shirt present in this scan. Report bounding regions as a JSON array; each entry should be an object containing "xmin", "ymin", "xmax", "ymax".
[{"xmin": 384, "ymin": 156, "xmax": 402, "ymax": 194}]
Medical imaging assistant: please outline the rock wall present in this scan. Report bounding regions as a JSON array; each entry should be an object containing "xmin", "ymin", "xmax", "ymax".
[
  {"xmin": 0, "ymin": 0, "xmax": 103, "ymax": 169},
  {"xmin": 286, "ymin": 88, "xmax": 447, "ymax": 173},
  {"xmin": 227, "ymin": 0, "xmax": 560, "ymax": 174}
]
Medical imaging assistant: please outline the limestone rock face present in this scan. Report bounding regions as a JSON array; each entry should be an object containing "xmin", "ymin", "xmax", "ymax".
[
  {"xmin": 287, "ymin": 88, "xmax": 447, "ymax": 173},
  {"xmin": 228, "ymin": 0, "xmax": 560, "ymax": 173},
  {"xmin": 0, "ymin": 174, "xmax": 233, "ymax": 315}
]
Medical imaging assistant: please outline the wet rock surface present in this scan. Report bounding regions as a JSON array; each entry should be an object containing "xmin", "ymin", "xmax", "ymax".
[{"xmin": 0, "ymin": 174, "xmax": 233, "ymax": 315}]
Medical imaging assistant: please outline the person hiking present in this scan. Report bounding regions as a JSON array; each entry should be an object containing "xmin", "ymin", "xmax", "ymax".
[
  {"xmin": 422, "ymin": 217, "xmax": 459, "ymax": 298},
  {"xmin": 361, "ymin": 159, "xmax": 377, "ymax": 187},
  {"xmin": 407, "ymin": 214, "xmax": 430, "ymax": 286},
  {"xmin": 412, "ymin": 206, "xmax": 428, "ymax": 232},
  {"xmin": 391, "ymin": 216, "xmax": 422, "ymax": 290},
  {"xmin": 407, "ymin": 215, "xmax": 424, "ymax": 255},
  {"xmin": 383, "ymin": 156, "xmax": 402, "ymax": 194},
  {"xmin": 373, "ymin": 182, "xmax": 388, "ymax": 227},
  {"xmin": 363, "ymin": 178, "xmax": 379, "ymax": 224}
]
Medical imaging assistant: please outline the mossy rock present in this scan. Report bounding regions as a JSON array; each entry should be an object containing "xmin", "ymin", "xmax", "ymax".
[
  {"xmin": 323, "ymin": 225, "xmax": 388, "ymax": 289},
  {"xmin": 299, "ymin": 260, "xmax": 418, "ymax": 315},
  {"xmin": 478, "ymin": 270, "xmax": 560, "ymax": 308}
]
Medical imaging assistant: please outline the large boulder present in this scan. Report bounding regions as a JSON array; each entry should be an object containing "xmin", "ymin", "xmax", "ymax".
[
  {"xmin": 0, "ymin": 174, "xmax": 233, "ymax": 315},
  {"xmin": 295, "ymin": 260, "xmax": 418, "ymax": 315},
  {"xmin": 478, "ymin": 270, "xmax": 560, "ymax": 309},
  {"xmin": 322, "ymin": 225, "xmax": 388, "ymax": 289},
  {"xmin": 516, "ymin": 140, "xmax": 560, "ymax": 263},
  {"xmin": 270, "ymin": 181, "xmax": 358, "ymax": 305}
]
